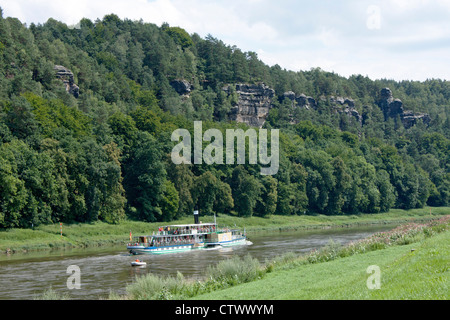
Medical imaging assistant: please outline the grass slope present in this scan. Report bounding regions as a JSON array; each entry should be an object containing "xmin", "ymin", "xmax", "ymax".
[{"xmin": 192, "ymin": 230, "xmax": 449, "ymax": 300}]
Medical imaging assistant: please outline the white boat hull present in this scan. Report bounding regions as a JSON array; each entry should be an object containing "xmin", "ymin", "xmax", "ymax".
[{"xmin": 128, "ymin": 237, "xmax": 249, "ymax": 255}]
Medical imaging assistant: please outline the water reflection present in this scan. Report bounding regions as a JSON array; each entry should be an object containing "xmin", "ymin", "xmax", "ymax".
[{"xmin": 0, "ymin": 224, "xmax": 395, "ymax": 300}]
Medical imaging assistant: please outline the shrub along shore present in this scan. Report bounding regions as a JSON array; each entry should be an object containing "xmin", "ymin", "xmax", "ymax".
[{"xmin": 1, "ymin": 206, "xmax": 449, "ymax": 254}]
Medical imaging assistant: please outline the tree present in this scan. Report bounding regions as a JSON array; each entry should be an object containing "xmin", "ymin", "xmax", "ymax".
[
  {"xmin": 0, "ymin": 145, "xmax": 27, "ymax": 228},
  {"xmin": 164, "ymin": 26, "xmax": 193, "ymax": 49},
  {"xmin": 376, "ymin": 170, "xmax": 395, "ymax": 212},
  {"xmin": 99, "ymin": 142, "xmax": 126, "ymax": 223},
  {"xmin": 255, "ymin": 175, "xmax": 278, "ymax": 217},
  {"xmin": 166, "ymin": 162, "xmax": 195, "ymax": 218},
  {"xmin": 290, "ymin": 163, "xmax": 308, "ymax": 215},
  {"xmin": 130, "ymin": 105, "xmax": 162, "ymax": 135},
  {"xmin": 159, "ymin": 180, "xmax": 179, "ymax": 222},
  {"xmin": 327, "ymin": 157, "xmax": 351, "ymax": 215},
  {"xmin": 107, "ymin": 111, "xmax": 138, "ymax": 149},
  {"xmin": 5, "ymin": 95, "xmax": 39, "ymax": 140},
  {"xmin": 192, "ymin": 171, "xmax": 217, "ymax": 215},
  {"xmin": 124, "ymin": 131, "xmax": 166, "ymax": 222},
  {"xmin": 300, "ymin": 150, "xmax": 335, "ymax": 214},
  {"xmin": 214, "ymin": 180, "xmax": 234, "ymax": 214},
  {"xmin": 275, "ymin": 181, "xmax": 294, "ymax": 215},
  {"xmin": 230, "ymin": 166, "xmax": 262, "ymax": 217}
]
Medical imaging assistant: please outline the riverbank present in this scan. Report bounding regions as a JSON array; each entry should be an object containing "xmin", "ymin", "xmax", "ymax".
[
  {"xmin": 193, "ymin": 219, "xmax": 449, "ymax": 300},
  {"xmin": 1, "ymin": 206, "xmax": 449, "ymax": 254},
  {"xmin": 117, "ymin": 215, "xmax": 449, "ymax": 300}
]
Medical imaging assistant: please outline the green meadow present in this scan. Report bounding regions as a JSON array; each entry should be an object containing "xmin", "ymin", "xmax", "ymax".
[{"xmin": 193, "ymin": 228, "xmax": 449, "ymax": 300}]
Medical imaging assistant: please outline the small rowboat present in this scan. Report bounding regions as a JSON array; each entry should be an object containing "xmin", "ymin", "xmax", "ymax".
[{"xmin": 131, "ymin": 259, "xmax": 147, "ymax": 267}]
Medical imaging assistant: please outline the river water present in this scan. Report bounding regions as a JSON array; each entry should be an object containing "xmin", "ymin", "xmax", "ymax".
[{"xmin": 0, "ymin": 224, "xmax": 396, "ymax": 300}]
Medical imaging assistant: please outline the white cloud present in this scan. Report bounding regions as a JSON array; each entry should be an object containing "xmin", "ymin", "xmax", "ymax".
[{"xmin": 390, "ymin": 0, "xmax": 431, "ymax": 11}]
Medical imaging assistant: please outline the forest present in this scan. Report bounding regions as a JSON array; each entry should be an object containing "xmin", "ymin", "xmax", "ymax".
[{"xmin": 0, "ymin": 10, "xmax": 449, "ymax": 228}]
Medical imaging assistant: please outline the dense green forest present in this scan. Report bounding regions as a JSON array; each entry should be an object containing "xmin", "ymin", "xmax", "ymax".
[{"xmin": 0, "ymin": 10, "xmax": 449, "ymax": 228}]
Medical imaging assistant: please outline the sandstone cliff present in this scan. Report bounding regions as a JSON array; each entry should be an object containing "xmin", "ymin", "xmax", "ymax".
[
  {"xmin": 170, "ymin": 80, "xmax": 430, "ymax": 130},
  {"xmin": 223, "ymin": 83, "xmax": 275, "ymax": 128},
  {"xmin": 54, "ymin": 65, "xmax": 79, "ymax": 98},
  {"xmin": 328, "ymin": 96, "xmax": 362, "ymax": 125},
  {"xmin": 283, "ymin": 91, "xmax": 317, "ymax": 109},
  {"xmin": 377, "ymin": 88, "xmax": 430, "ymax": 128}
]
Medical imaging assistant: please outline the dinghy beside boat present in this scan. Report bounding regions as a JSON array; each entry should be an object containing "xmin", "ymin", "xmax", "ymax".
[{"xmin": 131, "ymin": 259, "xmax": 147, "ymax": 266}]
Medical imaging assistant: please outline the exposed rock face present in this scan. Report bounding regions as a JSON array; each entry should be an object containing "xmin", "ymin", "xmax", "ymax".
[
  {"xmin": 378, "ymin": 87, "xmax": 403, "ymax": 119},
  {"xmin": 170, "ymin": 79, "xmax": 192, "ymax": 95},
  {"xmin": 224, "ymin": 83, "xmax": 275, "ymax": 127},
  {"xmin": 378, "ymin": 88, "xmax": 430, "ymax": 128},
  {"xmin": 337, "ymin": 106, "xmax": 362, "ymax": 125},
  {"xmin": 221, "ymin": 85, "xmax": 429, "ymax": 130},
  {"xmin": 284, "ymin": 92, "xmax": 317, "ymax": 109},
  {"xmin": 402, "ymin": 111, "xmax": 431, "ymax": 129},
  {"xmin": 330, "ymin": 96, "xmax": 355, "ymax": 108},
  {"xmin": 283, "ymin": 91, "xmax": 296, "ymax": 102},
  {"xmin": 329, "ymin": 96, "xmax": 361, "ymax": 124},
  {"xmin": 54, "ymin": 65, "xmax": 79, "ymax": 98}
]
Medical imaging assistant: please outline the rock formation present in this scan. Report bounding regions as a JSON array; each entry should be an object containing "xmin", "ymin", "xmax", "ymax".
[
  {"xmin": 330, "ymin": 96, "xmax": 355, "ymax": 108},
  {"xmin": 224, "ymin": 83, "xmax": 275, "ymax": 127},
  {"xmin": 170, "ymin": 79, "xmax": 192, "ymax": 95},
  {"xmin": 329, "ymin": 96, "xmax": 362, "ymax": 125},
  {"xmin": 54, "ymin": 65, "xmax": 79, "ymax": 98},
  {"xmin": 283, "ymin": 91, "xmax": 317, "ymax": 109},
  {"xmin": 210, "ymin": 83, "xmax": 430, "ymax": 130},
  {"xmin": 377, "ymin": 88, "xmax": 430, "ymax": 128},
  {"xmin": 401, "ymin": 111, "xmax": 431, "ymax": 129},
  {"xmin": 378, "ymin": 88, "xmax": 403, "ymax": 120}
]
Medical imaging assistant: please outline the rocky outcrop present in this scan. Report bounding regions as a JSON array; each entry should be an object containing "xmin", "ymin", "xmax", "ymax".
[
  {"xmin": 329, "ymin": 96, "xmax": 362, "ymax": 125},
  {"xmin": 330, "ymin": 96, "xmax": 355, "ymax": 108},
  {"xmin": 378, "ymin": 88, "xmax": 403, "ymax": 120},
  {"xmin": 283, "ymin": 91, "xmax": 317, "ymax": 109},
  {"xmin": 170, "ymin": 79, "xmax": 192, "ymax": 95},
  {"xmin": 54, "ymin": 65, "xmax": 79, "ymax": 98},
  {"xmin": 336, "ymin": 106, "xmax": 362, "ymax": 125},
  {"xmin": 224, "ymin": 83, "xmax": 275, "ymax": 127},
  {"xmin": 377, "ymin": 88, "xmax": 430, "ymax": 128},
  {"xmin": 284, "ymin": 91, "xmax": 361, "ymax": 125},
  {"xmin": 220, "ymin": 85, "xmax": 430, "ymax": 130},
  {"xmin": 283, "ymin": 91, "xmax": 362, "ymax": 126},
  {"xmin": 401, "ymin": 111, "xmax": 431, "ymax": 129}
]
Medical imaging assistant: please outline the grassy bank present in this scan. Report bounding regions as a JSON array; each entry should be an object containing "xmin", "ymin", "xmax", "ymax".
[
  {"xmin": 1, "ymin": 206, "xmax": 449, "ymax": 254},
  {"xmin": 194, "ymin": 222, "xmax": 449, "ymax": 299},
  {"xmin": 115, "ymin": 215, "xmax": 449, "ymax": 300}
]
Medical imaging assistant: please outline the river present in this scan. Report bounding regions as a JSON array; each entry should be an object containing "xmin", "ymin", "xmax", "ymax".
[{"xmin": 0, "ymin": 224, "xmax": 396, "ymax": 300}]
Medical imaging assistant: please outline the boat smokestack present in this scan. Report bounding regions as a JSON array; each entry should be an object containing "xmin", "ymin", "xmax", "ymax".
[{"xmin": 194, "ymin": 207, "xmax": 199, "ymax": 224}]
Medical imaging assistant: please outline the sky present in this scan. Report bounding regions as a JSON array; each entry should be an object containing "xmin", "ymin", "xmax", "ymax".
[{"xmin": 1, "ymin": 0, "xmax": 450, "ymax": 81}]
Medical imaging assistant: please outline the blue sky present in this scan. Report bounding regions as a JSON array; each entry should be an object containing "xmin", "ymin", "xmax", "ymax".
[{"xmin": 2, "ymin": 0, "xmax": 450, "ymax": 81}]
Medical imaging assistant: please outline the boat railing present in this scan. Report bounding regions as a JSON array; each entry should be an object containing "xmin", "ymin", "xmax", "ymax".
[
  {"xmin": 152, "ymin": 238, "xmax": 195, "ymax": 247},
  {"xmin": 129, "ymin": 238, "xmax": 196, "ymax": 247},
  {"xmin": 155, "ymin": 226, "xmax": 224, "ymax": 236}
]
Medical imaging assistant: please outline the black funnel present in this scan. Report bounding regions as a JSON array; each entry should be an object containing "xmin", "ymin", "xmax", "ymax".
[{"xmin": 194, "ymin": 207, "xmax": 199, "ymax": 224}]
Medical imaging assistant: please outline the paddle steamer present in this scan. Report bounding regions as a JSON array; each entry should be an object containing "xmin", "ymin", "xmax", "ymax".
[{"xmin": 127, "ymin": 211, "xmax": 250, "ymax": 255}]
